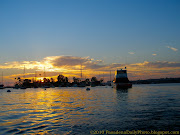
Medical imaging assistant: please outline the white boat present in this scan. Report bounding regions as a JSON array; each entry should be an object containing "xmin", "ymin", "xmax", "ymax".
[{"xmin": 113, "ymin": 67, "xmax": 132, "ymax": 89}]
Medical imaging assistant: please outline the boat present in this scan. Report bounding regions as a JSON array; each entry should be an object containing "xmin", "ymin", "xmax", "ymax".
[
  {"xmin": 72, "ymin": 84, "xmax": 78, "ymax": 87},
  {"xmin": 90, "ymin": 82, "xmax": 96, "ymax": 87},
  {"xmin": 78, "ymin": 81, "xmax": 86, "ymax": 87},
  {"xmin": 43, "ymin": 86, "xmax": 50, "ymax": 88},
  {"xmin": 0, "ymin": 84, "xmax": 4, "ymax": 89},
  {"xmin": 113, "ymin": 67, "xmax": 132, "ymax": 89},
  {"xmin": 20, "ymin": 86, "xmax": 26, "ymax": 89},
  {"xmin": 0, "ymin": 72, "xmax": 4, "ymax": 89},
  {"xmin": 86, "ymin": 87, "xmax": 90, "ymax": 91}
]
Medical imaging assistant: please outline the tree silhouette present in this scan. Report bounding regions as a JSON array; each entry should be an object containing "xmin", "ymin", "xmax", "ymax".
[
  {"xmin": 73, "ymin": 77, "xmax": 80, "ymax": 83},
  {"xmin": 91, "ymin": 77, "xmax": 98, "ymax": 82},
  {"xmin": 57, "ymin": 75, "xmax": 65, "ymax": 82}
]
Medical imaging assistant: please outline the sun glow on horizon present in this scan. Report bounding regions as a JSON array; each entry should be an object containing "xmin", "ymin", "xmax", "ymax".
[{"xmin": 1, "ymin": 55, "xmax": 180, "ymax": 86}]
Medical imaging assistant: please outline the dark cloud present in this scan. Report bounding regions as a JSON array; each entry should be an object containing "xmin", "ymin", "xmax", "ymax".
[
  {"xmin": 49, "ymin": 56, "xmax": 90, "ymax": 67},
  {"xmin": 48, "ymin": 56, "xmax": 107, "ymax": 70},
  {"xmin": 48, "ymin": 56, "xmax": 128, "ymax": 70},
  {"xmin": 48, "ymin": 56, "xmax": 180, "ymax": 70},
  {"xmin": 84, "ymin": 63, "xmax": 106, "ymax": 70}
]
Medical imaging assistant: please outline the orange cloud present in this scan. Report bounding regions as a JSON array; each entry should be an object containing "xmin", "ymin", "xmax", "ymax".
[
  {"xmin": 167, "ymin": 46, "xmax": 178, "ymax": 51},
  {"xmin": 1, "ymin": 56, "xmax": 180, "ymax": 86},
  {"xmin": 131, "ymin": 61, "xmax": 180, "ymax": 68},
  {"xmin": 128, "ymin": 52, "xmax": 135, "ymax": 55}
]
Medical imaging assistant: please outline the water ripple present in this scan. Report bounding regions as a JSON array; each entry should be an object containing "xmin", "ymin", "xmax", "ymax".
[{"xmin": 0, "ymin": 85, "xmax": 180, "ymax": 134}]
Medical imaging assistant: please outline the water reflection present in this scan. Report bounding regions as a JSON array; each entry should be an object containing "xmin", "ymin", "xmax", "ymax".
[
  {"xmin": 0, "ymin": 85, "xmax": 180, "ymax": 134},
  {"xmin": 114, "ymin": 88, "xmax": 128, "ymax": 102},
  {"xmin": 116, "ymin": 88, "xmax": 129, "ymax": 92},
  {"xmin": 0, "ymin": 88, "xmax": 91, "ymax": 134}
]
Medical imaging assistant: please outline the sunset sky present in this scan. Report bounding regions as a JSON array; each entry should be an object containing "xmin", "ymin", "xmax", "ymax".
[{"xmin": 0, "ymin": 0, "xmax": 180, "ymax": 85}]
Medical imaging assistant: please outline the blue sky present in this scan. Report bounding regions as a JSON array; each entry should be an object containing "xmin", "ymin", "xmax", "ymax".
[{"xmin": 0, "ymin": 0, "xmax": 180, "ymax": 84}]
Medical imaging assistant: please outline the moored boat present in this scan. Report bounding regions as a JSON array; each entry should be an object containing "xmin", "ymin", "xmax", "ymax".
[
  {"xmin": 0, "ymin": 72, "xmax": 4, "ymax": 89},
  {"xmin": 20, "ymin": 86, "xmax": 26, "ymax": 89},
  {"xmin": 0, "ymin": 84, "xmax": 4, "ymax": 89},
  {"xmin": 113, "ymin": 67, "xmax": 132, "ymax": 89}
]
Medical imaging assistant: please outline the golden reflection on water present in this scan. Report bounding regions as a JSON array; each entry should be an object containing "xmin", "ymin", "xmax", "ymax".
[
  {"xmin": 1, "ymin": 84, "xmax": 180, "ymax": 134},
  {"xmin": 0, "ymin": 87, "xmax": 120, "ymax": 134},
  {"xmin": 0, "ymin": 88, "xmax": 95, "ymax": 133}
]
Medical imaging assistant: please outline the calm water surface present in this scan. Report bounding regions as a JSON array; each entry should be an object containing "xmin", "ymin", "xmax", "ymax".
[{"xmin": 0, "ymin": 84, "xmax": 180, "ymax": 135}]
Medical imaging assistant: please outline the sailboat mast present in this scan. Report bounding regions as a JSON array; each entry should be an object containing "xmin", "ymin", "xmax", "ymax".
[
  {"xmin": 80, "ymin": 63, "xmax": 82, "ymax": 80},
  {"xmin": 35, "ymin": 71, "xmax": 36, "ymax": 82},
  {"xmin": 24, "ymin": 65, "xmax": 25, "ymax": 79},
  {"xmin": 110, "ymin": 70, "xmax": 111, "ymax": 82},
  {"xmin": 2, "ymin": 72, "xmax": 3, "ymax": 84},
  {"xmin": 44, "ymin": 67, "xmax": 45, "ymax": 78}
]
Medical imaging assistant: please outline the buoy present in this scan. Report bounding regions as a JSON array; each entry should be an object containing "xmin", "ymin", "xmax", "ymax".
[
  {"xmin": 7, "ymin": 90, "xmax": 11, "ymax": 92},
  {"xmin": 86, "ymin": 88, "xmax": 90, "ymax": 91}
]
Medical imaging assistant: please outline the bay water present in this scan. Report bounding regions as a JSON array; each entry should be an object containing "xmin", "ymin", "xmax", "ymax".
[{"xmin": 0, "ymin": 84, "xmax": 180, "ymax": 134}]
